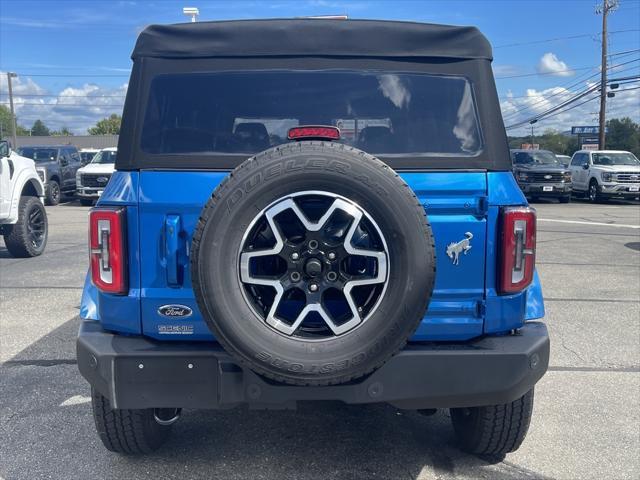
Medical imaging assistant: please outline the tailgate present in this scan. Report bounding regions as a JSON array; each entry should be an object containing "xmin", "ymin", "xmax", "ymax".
[{"xmin": 138, "ymin": 171, "xmax": 487, "ymax": 341}]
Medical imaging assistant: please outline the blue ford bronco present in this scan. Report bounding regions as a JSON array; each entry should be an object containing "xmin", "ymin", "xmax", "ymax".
[{"xmin": 77, "ymin": 19, "xmax": 549, "ymax": 457}]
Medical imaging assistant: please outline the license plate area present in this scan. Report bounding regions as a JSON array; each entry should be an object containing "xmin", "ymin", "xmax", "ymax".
[
  {"xmin": 629, "ymin": 186, "xmax": 639, "ymax": 192},
  {"xmin": 542, "ymin": 186, "xmax": 553, "ymax": 192}
]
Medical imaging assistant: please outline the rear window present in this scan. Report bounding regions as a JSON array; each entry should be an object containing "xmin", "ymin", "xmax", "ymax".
[{"xmin": 140, "ymin": 71, "xmax": 483, "ymax": 157}]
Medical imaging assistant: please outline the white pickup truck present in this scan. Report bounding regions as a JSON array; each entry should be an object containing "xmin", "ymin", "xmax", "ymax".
[
  {"xmin": 569, "ymin": 150, "xmax": 640, "ymax": 202},
  {"xmin": 0, "ymin": 140, "xmax": 48, "ymax": 257}
]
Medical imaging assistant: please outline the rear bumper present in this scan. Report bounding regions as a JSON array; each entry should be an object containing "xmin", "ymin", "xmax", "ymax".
[{"xmin": 77, "ymin": 320, "xmax": 549, "ymax": 410}]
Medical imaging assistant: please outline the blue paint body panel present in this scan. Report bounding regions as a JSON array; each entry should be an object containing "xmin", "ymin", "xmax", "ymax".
[{"xmin": 79, "ymin": 168, "xmax": 546, "ymax": 342}]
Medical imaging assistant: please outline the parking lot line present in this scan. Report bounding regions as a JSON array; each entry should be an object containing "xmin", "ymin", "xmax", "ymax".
[{"xmin": 538, "ymin": 218, "xmax": 640, "ymax": 229}]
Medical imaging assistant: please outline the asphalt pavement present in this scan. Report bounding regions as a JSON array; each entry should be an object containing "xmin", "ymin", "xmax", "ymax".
[{"xmin": 1, "ymin": 196, "xmax": 639, "ymax": 480}]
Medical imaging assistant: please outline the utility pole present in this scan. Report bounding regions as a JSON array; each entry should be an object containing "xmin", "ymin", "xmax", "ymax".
[
  {"xmin": 596, "ymin": 0, "xmax": 618, "ymax": 150},
  {"xmin": 7, "ymin": 72, "xmax": 18, "ymax": 149}
]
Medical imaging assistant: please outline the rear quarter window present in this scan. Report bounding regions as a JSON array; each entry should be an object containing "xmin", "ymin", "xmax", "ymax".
[{"xmin": 140, "ymin": 70, "xmax": 483, "ymax": 158}]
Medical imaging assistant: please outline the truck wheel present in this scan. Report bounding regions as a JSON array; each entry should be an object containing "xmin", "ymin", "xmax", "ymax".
[
  {"xmin": 588, "ymin": 179, "xmax": 603, "ymax": 203},
  {"xmin": 450, "ymin": 389, "xmax": 534, "ymax": 456},
  {"xmin": 91, "ymin": 389, "xmax": 176, "ymax": 454},
  {"xmin": 192, "ymin": 141, "xmax": 436, "ymax": 386},
  {"xmin": 3, "ymin": 196, "xmax": 48, "ymax": 257},
  {"xmin": 45, "ymin": 180, "xmax": 61, "ymax": 206},
  {"xmin": 559, "ymin": 195, "xmax": 571, "ymax": 204}
]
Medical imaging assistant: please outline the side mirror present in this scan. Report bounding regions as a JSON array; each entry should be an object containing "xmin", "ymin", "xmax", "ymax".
[
  {"xmin": 582, "ymin": 163, "xmax": 589, "ymax": 170},
  {"xmin": 0, "ymin": 140, "xmax": 10, "ymax": 157}
]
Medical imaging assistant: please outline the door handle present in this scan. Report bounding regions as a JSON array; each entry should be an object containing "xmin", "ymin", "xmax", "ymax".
[
  {"xmin": 8, "ymin": 159, "xmax": 14, "ymax": 179},
  {"xmin": 164, "ymin": 215, "xmax": 181, "ymax": 286}
]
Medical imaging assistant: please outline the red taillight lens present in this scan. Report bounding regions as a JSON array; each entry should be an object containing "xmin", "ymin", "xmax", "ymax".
[
  {"xmin": 498, "ymin": 207, "xmax": 536, "ymax": 295},
  {"xmin": 287, "ymin": 126, "xmax": 341, "ymax": 141},
  {"xmin": 89, "ymin": 207, "xmax": 127, "ymax": 294}
]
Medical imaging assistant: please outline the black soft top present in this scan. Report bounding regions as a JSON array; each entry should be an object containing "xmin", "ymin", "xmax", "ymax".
[{"xmin": 132, "ymin": 19, "xmax": 492, "ymax": 61}]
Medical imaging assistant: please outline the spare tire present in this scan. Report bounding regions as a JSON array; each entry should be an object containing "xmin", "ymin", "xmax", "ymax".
[{"xmin": 192, "ymin": 141, "xmax": 435, "ymax": 386}]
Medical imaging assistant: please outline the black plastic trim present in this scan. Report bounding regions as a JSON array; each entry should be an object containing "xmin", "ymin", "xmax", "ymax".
[{"xmin": 77, "ymin": 321, "xmax": 549, "ymax": 410}]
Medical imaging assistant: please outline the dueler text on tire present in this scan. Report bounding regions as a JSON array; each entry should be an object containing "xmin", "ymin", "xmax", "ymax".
[
  {"xmin": 191, "ymin": 141, "xmax": 435, "ymax": 386},
  {"xmin": 3, "ymin": 195, "xmax": 48, "ymax": 257}
]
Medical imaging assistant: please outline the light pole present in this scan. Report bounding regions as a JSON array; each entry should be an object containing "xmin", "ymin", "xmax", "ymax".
[
  {"xmin": 183, "ymin": 7, "xmax": 199, "ymax": 22},
  {"xmin": 7, "ymin": 72, "xmax": 18, "ymax": 148}
]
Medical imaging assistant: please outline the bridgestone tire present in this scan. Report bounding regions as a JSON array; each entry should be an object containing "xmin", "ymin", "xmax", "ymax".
[
  {"xmin": 192, "ymin": 141, "xmax": 435, "ymax": 386},
  {"xmin": 450, "ymin": 389, "xmax": 535, "ymax": 457},
  {"xmin": 91, "ymin": 389, "xmax": 172, "ymax": 455},
  {"xmin": 3, "ymin": 196, "xmax": 48, "ymax": 257}
]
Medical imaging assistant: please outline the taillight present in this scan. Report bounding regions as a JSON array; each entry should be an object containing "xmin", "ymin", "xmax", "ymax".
[
  {"xmin": 89, "ymin": 207, "xmax": 127, "ymax": 294},
  {"xmin": 498, "ymin": 207, "xmax": 536, "ymax": 295},
  {"xmin": 288, "ymin": 126, "xmax": 340, "ymax": 141}
]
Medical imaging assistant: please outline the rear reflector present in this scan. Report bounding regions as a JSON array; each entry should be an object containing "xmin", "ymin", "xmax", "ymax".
[
  {"xmin": 89, "ymin": 207, "xmax": 127, "ymax": 294},
  {"xmin": 288, "ymin": 126, "xmax": 340, "ymax": 141},
  {"xmin": 498, "ymin": 207, "xmax": 536, "ymax": 295}
]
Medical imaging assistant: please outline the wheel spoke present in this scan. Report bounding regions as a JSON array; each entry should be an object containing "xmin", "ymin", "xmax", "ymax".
[{"xmin": 239, "ymin": 192, "xmax": 389, "ymax": 339}]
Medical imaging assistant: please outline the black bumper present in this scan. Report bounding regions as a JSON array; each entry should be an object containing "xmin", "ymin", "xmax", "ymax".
[{"xmin": 77, "ymin": 321, "xmax": 549, "ymax": 410}]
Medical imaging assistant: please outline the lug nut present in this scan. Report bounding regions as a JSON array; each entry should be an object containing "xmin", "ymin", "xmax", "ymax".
[
  {"xmin": 328, "ymin": 252, "xmax": 336, "ymax": 260},
  {"xmin": 291, "ymin": 252, "xmax": 300, "ymax": 261},
  {"xmin": 309, "ymin": 283, "xmax": 319, "ymax": 292}
]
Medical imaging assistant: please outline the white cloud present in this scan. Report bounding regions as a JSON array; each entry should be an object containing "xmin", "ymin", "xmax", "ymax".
[
  {"xmin": 537, "ymin": 53, "xmax": 574, "ymax": 77},
  {"xmin": 0, "ymin": 73, "xmax": 126, "ymax": 134},
  {"xmin": 501, "ymin": 83, "xmax": 640, "ymax": 136}
]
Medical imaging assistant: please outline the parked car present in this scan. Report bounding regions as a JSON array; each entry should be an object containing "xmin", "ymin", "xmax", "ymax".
[
  {"xmin": 569, "ymin": 150, "xmax": 640, "ymax": 202},
  {"xmin": 556, "ymin": 154, "xmax": 571, "ymax": 167},
  {"xmin": 0, "ymin": 140, "xmax": 48, "ymax": 257},
  {"xmin": 79, "ymin": 148, "xmax": 100, "ymax": 166},
  {"xmin": 76, "ymin": 147, "xmax": 116, "ymax": 206},
  {"xmin": 16, "ymin": 145, "xmax": 82, "ymax": 205},
  {"xmin": 77, "ymin": 19, "xmax": 548, "ymax": 457},
  {"xmin": 510, "ymin": 149, "xmax": 572, "ymax": 203}
]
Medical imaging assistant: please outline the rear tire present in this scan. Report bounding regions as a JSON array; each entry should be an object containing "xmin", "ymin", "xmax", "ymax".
[
  {"xmin": 450, "ymin": 389, "xmax": 534, "ymax": 457},
  {"xmin": 45, "ymin": 180, "xmax": 60, "ymax": 206},
  {"xmin": 3, "ymin": 196, "xmax": 48, "ymax": 257},
  {"xmin": 91, "ymin": 389, "xmax": 174, "ymax": 455}
]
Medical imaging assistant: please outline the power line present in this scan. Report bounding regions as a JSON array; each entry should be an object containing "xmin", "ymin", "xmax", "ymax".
[
  {"xmin": 501, "ymin": 57, "xmax": 638, "ymax": 120},
  {"xmin": 493, "ymin": 28, "xmax": 639, "ymax": 48}
]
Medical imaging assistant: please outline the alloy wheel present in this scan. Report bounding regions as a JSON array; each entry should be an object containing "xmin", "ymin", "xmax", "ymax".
[{"xmin": 238, "ymin": 191, "xmax": 389, "ymax": 340}]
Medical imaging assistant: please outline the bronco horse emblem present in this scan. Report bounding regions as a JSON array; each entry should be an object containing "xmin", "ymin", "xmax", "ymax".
[{"xmin": 446, "ymin": 232, "xmax": 473, "ymax": 265}]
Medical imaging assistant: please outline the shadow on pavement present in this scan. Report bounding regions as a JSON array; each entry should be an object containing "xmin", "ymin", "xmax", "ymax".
[{"xmin": 1, "ymin": 317, "xmax": 548, "ymax": 480}]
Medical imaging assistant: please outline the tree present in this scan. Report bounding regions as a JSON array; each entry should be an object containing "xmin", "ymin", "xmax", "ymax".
[
  {"xmin": 51, "ymin": 126, "xmax": 73, "ymax": 136},
  {"xmin": 0, "ymin": 105, "xmax": 28, "ymax": 138},
  {"xmin": 88, "ymin": 114, "xmax": 121, "ymax": 135},
  {"xmin": 30, "ymin": 119, "xmax": 50, "ymax": 136},
  {"xmin": 606, "ymin": 117, "xmax": 639, "ymax": 157}
]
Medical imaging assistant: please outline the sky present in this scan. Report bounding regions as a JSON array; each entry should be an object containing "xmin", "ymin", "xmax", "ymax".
[{"xmin": 0, "ymin": 0, "xmax": 639, "ymax": 136}]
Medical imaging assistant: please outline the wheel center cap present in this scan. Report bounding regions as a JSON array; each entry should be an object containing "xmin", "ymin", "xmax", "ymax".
[{"xmin": 304, "ymin": 258, "xmax": 323, "ymax": 277}]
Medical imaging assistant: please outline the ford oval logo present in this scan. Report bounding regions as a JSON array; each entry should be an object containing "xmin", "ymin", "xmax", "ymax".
[
  {"xmin": 544, "ymin": 174, "xmax": 552, "ymax": 180},
  {"xmin": 97, "ymin": 176, "xmax": 109, "ymax": 184},
  {"xmin": 158, "ymin": 304, "xmax": 193, "ymax": 318}
]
